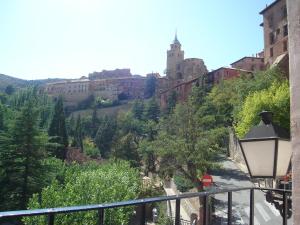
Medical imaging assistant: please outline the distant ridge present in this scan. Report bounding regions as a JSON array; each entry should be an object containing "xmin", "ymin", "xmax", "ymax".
[{"xmin": 0, "ymin": 73, "xmax": 67, "ymax": 91}]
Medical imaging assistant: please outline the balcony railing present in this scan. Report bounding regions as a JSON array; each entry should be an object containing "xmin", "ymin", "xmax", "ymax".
[{"xmin": 0, "ymin": 187, "xmax": 291, "ymax": 225}]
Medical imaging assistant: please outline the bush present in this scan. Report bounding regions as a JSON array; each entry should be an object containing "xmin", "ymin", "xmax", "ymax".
[
  {"xmin": 173, "ymin": 174, "xmax": 194, "ymax": 192},
  {"xmin": 24, "ymin": 161, "xmax": 141, "ymax": 225}
]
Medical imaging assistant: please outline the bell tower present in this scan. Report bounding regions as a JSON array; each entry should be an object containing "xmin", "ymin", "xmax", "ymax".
[{"xmin": 166, "ymin": 32, "xmax": 184, "ymax": 80}]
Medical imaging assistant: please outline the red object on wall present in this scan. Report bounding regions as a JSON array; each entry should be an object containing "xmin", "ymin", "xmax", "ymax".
[{"xmin": 201, "ymin": 174, "xmax": 213, "ymax": 187}]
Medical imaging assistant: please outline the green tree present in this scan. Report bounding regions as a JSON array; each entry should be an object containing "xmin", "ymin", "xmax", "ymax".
[
  {"xmin": 24, "ymin": 161, "xmax": 141, "ymax": 225},
  {"xmin": 74, "ymin": 115, "xmax": 84, "ymax": 151},
  {"xmin": 94, "ymin": 116, "xmax": 116, "ymax": 158},
  {"xmin": 166, "ymin": 90, "xmax": 177, "ymax": 114},
  {"xmin": 144, "ymin": 98, "xmax": 160, "ymax": 122},
  {"xmin": 144, "ymin": 76, "xmax": 157, "ymax": 98},
  {"xmin": 48, "ymin": 97, "xmax": 69, "ymax": 159},
  {"xmin": 4, "ymin": 85, "xmax": 15, "ymax": 95},
  {"xmin": 111, "ymin": 113, "xmax": 144, "ymax": 167},
  {"xmin": 132, "ymin": 99, "xmax": 145, "ymax": 120},
  {"xmin": 83, "ymin": 137, "xmax": 100, "ymax": 159},
  {"xmin": 235, "ymin": 81, "xmax": 290, "ymax": 137},
  {"xmin": 0, "ymin": 103, "xmax": 3, "ymax": 130},
  {"xmin": 0, "ymin": 101, "xmax": 48, "ymax": 210},
  {"xmin": 150, "ymin": 95, "xmax": 226, "ymax": 189}
]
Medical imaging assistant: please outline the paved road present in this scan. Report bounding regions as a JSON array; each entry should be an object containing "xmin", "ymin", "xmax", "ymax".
[{"xmin": 210, "ymin": 155, "xmax": 292, "ymax": 225}]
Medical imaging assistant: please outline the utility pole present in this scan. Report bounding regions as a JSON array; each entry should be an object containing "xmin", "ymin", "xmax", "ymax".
[{"xmin": 287, "ymin": 0, "xmax": 300, "ymax": 224}]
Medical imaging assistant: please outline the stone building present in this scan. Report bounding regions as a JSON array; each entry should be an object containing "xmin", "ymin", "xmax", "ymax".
[
  {"xmin": 165, "ymin": 34, "xmax": 207, "ymax": 81},
  {"xmin": 206, "ymin": 67, "xmax": 252, "ymax": 85},
  {"xmin": 44, "ymin": 78, "xmax": 91, "ymax": 106},
  {"xmin": 260, "ymin": 0, "xmax": 288, "ymax": 67},
  {"xmin": 159, "ymin": 34, "xmax": 208, "ymax": 108},
  {"xmin": 89, "ymin": 68, "xmax": 131, "ymax": 80},
  {"xmin": 231, "ymin": 55, "xmax": 265, "ymax": 72},
  {"xmin": 44, "ymin": 69, "xmax": 146, "ymax": 107},
  {"xmin": 159, "ymin": 77, "xmax": 200, "ymax": 109}
]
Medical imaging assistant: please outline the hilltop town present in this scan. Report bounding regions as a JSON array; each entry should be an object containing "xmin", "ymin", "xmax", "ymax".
[{"xmin": 43, "ymin": 0, "xmax": 289, "ymax": 112}]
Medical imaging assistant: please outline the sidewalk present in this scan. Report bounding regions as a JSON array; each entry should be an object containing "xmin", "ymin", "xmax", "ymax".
[{"xmin": 164, "ymin": 186, "xmax": 191, "ymax": 221}]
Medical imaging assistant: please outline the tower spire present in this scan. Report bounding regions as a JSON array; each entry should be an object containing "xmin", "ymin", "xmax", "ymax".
[{"xmin": 173, "ymin": 29, "xmax": 180, "ymax": 45}]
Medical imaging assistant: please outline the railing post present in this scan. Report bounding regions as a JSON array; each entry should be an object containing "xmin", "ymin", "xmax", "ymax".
[
  {"xmin": 175, "ymin": 199, "xmax": 181, "ymax": 225},
  {"xmin": 282, "ymin": 191, "xmax": 287, "ymax": 225},
  {"xmin": 203, "ymin": 195, "xmax": 209, "ymax": 225},
  {"xmin": 249, "ymin": 189, "xmax": 254, "ymax": 225},
  {"xmin": 140, "ymin": 203, "xmax": 146, "ymax": 225},
  {"xmin": 228, "ymin": 192, "xmax": 232, "ymax": 225},
  {"xmin": 98, "ymin": 208, "xmax": 104, "ymax": 225},
  {"xmin": 48, "ymin": 213, "xmax": 54, "ymax": 225}
]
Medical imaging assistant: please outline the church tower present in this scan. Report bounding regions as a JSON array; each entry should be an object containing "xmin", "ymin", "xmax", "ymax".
[{"xmin": 166, "ymin": 33, "xmax": 184, "ymax": 80}]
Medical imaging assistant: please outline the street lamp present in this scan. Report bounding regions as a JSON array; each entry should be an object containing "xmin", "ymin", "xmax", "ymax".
[
  {"xmin": 239, "ymin": 111, "xmax": 292, "ymax": 179},
  {"xmin": 238, "ymin": 111, "xmax": 292, "ymax": 218}
]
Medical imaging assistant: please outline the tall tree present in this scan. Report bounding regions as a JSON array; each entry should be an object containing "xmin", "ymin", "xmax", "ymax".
[
  {"xmin": 144, "ymin": 76, "xmax": 157, "ymax": 98},
  {"xmin": 74, "ymin": 115, "xmax": 84, "ymax": 152},
  {"xmin": 94, "ymin": 116, "xmax": 116, "ymax": 158},
  {"xmin": 0, "ymin": 101, "xmax": 48, "ymax": 210},
  {"xmin": 91, "ymin": 107, "xmax": 99, "ymax": 137},
  {"xmin": 4, "ymin": 85, "xmax": 15, "ymax": 95},
  {"xmin": 132, "ymin": 99, "xmax": 144, "ymax": 120},
  {"xmin": 144, "ymin": 98, "xmax": 160, "ymax": 122},
  {"xmin": 166, "ymin": 90, "xmax": 177, "ymax": 114},
  {"xmin": 0, "ymin": 103, "xmax": 3, "ymax": 130},
  {"xmin": 48, "ymin": 97, "xmax": 68, "ymax": 159}
]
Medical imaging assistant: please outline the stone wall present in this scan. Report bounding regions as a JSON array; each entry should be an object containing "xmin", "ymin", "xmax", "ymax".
[
  {"xmin": 228, "ymin": 128, "xmax": 248, "ymax": 172},
  {"xmin": 88, "ymin": 69, "xmax": 132, "ymax": 80}
]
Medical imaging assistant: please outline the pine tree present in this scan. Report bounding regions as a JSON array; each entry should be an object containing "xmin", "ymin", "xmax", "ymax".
[
  {"xmin": 0, "ymin": 103, "xmax": 3, "ymax": 130},
  {"xmin": 0, "ymin": 101, "xmax": 48, "ymax": 210},
  {"xmin": 144, "ymin": 98, "xmax": 160, "ymax": 122},
  {"xmin": 48, "ymin": 97, "xmax": 68, "ymax": 159},
  {"xmin": 132, "ymin": 100, "xmax": 144, "ymax": 120},
  {"xmin": 91, "ymin": 107, "xmax": 99, "ymax": 137},
  {"xmin": 74, "ymin": 115, "xmax": 83, "ymax": 152}
]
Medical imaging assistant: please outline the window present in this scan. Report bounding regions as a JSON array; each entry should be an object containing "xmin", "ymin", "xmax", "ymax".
[
  {"xmin": 276, "ymin": 28, "xmax": 280, "ymax": 35},
  {"xmin": 283, "ymin": 25, "xmax": 288, "ymax": 36},
  {"xmin": 267, "ymin": 15, "xmax": 273, "ymax": 28},
  {"xmin": 251, "ymin": 65, "xmax": 255, "ymax": 71},
  {"xmin": 283, "ymin": 40, "xmax": 288, "ymax": 51},
  {"xmin": 269, "ymin": 32, "xmax": 275, "ymax": 44},
  {"xmin": 282, "ymin": 5, "xmax": 287, "ymax": 19},
  {"xmin": 270, "ymin": 47, "xmax": 274, "ymax": 57}
]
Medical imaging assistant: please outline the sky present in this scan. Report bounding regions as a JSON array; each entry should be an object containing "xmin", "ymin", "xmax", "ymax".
[{"xmin": 0, "ymin": 0, "xmax": 274, "ymax": 80}]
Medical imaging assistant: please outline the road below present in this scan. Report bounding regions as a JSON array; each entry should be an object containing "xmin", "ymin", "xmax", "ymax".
[{"xmin": 210, "ymin": 155, "xmax": 292, "ymax": 225}]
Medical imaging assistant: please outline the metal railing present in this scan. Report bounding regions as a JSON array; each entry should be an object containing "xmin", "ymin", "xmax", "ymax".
[{"xmin": 0, "ymin": 187, "xmax": 291, "ymax": 225}]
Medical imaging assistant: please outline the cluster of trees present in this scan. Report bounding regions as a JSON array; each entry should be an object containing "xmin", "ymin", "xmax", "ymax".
[
  {"xmin": 0, "ymin": 88, "xmax": 146, "ymax": 224},
  {"xmin": 0, "ymin": 66, "xmax": 289, "ymax": 224}
]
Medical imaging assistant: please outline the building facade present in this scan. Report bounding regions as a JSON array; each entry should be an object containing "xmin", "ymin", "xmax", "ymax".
[
  {"xmin": 165, "ymin": 34, "xmax": 207, "ymax": 81},
  {"xmin": 260, "ymin": 0, "xmax": 288, "ymax": 67},
  {"xmin": 44, "ymin": 69, "xmax": 146, "ymax": 107},
  {"xmin": 159, "ymin": 35, "xmax": 208, "ymax": 108},
  {"xmin": 231, "ymin": 56, "xmax": 265, "ymax": 72}
]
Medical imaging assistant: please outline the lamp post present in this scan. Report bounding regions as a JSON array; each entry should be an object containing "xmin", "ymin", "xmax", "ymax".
[
  {"xmin": 238, "ymin": 111, "xmax": 292, "ymax": 218},
  {"xmin": 239, "ymin": 111, "xmax": 292, "ymax": 179}
]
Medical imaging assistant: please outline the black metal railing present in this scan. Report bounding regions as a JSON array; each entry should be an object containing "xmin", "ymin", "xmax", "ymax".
[{"xmin": 0, "ymin": 187, "xmax": 292, "ymax": 225}]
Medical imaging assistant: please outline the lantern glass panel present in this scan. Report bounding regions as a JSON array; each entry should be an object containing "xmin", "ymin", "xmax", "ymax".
[
  {"xmin": 276, "ymin": 140, "xmax": 292, "ymax": 176},
  {"xmin": 241, "ymin": 140, "xmax": 275, "ymax": 177}
]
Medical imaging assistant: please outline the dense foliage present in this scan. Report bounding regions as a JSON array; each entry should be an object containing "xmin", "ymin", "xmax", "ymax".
[{"xmin": 24, "ymin": 161, "xmax": 141, "ymax": 225}]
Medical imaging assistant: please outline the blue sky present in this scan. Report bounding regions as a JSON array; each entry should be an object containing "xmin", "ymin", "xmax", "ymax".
[{"xmin": 0, "ymin": 0, "xmax": 274, "ymax": 80}]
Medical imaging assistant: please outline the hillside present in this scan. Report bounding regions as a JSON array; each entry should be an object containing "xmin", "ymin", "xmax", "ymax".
[
  {"xmin": 0, "ymin": 74, "xmax": 28, "ymax": 91},
  {"xmin": 71, "ymin": 101, "xmax": 134, "ymax": 118},
  {"xmin": 0, "ymin": 73, "xmax": 67, "ymax": 92}
]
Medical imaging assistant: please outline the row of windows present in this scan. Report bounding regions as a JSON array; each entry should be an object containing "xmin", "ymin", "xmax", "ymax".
[
  {"xmin": 269, "ymin": 24, "xmax": 288, "ymax": 45},
  {"xmin": 269, "ymin": 40, "xmax": 288, "ymax": 57}
]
